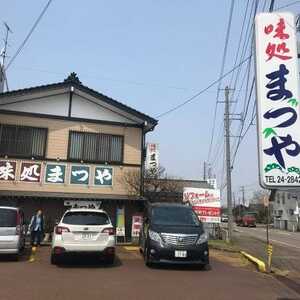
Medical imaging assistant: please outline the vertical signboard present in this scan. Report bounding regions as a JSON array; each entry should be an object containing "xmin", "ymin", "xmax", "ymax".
[
  {"xmin": 131, "ymin": 214, "xmax": 143, "ymax": 238},
  {"xmin": 116, "ymin": 206, "xmax": 125, "ymax": 237},
  {"xmin": 255, "ymin": 13, "xmax": 300, "ymax": 188},
  {"xmin": 183, "ymin": 188, "xmax": 221, "ymax": 223},
  {"xmin": 145, "ymin": 143, "xmax": 159, "ymax": 171}
]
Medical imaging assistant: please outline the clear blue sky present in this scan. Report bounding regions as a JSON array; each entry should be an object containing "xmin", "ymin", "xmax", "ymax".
[{"xmin": 2, "ymin": 1, "xmax": 300, "ymax": 202}]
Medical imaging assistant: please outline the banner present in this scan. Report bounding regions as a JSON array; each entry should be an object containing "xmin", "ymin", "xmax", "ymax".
[
  {"xmin": 116, "ymin": 206, "xmax": 125, "ymax": 237},
  {"xmin": 183, "ymin": 187, "xmax": 221, "ymax": 223},
  {"xmin": 255, "ymin": 13, "xmax": 300, "ymax": 188},
  {"xmin": 131, "ymin": 214, "xmax": 143, "ymax": 238},
  {"xmin": 145, "ymin": 143, "xmax": 159, "ymax": 171}
]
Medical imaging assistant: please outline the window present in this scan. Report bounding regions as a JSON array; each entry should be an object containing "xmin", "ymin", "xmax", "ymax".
[
  {"xmin": 62, "ymin": 211, "xmax": 110, "ymax": 225},
  {"xmin": 0, "ymin": 208, "xmax": 17, "ymax": 227},
  {"xmin": 68, "ymin": 131, "xmax": 123, "ymax": 163},
  {"xmin": 282, "ymin": 193, "xmax": 286, "ymax": 205},
  {"xmin": 0, "ymin": 124, "xmax": 47, "ymax": 159}
]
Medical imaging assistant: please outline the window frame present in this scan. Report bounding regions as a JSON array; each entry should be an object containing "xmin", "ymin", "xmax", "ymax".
[
  {"xmin": 67, "ymin": 130, "xmax": 124, "ymax": 164},
  {"xmin": 0, "ymin": 124, "xmax": 48, "ymax": 159}
]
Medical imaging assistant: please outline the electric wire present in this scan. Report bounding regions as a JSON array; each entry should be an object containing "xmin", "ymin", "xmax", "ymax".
[
  {"xmin": 206, "ymin": 0, "xmax": 235, "ymax": 163},
  {"xmin": 6, "ymin": 0, "xmax": 54, "ymax": 70}
]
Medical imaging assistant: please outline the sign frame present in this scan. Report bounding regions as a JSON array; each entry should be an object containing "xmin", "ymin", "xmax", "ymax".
[{"xmin": 255, "ymin": 12, "xmax": 300, "ymax": 188}]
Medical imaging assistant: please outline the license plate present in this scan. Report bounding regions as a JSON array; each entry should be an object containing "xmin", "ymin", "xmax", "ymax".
[
  {"xmin": 81, "ymin": 233, "xmax": 94, "ymax": 240},
  {"xmin": 175, "ymin": 250, "xmax": 187, "ymax": 258}
]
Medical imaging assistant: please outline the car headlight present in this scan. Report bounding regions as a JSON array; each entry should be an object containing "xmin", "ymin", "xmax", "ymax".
[
  {"xmin": 197, "ymin": 232, "xmax": 208, "ymax": 245},
  {"xmin": 148, "ymin": 230, "xmax": 164, "ymax": 246}
]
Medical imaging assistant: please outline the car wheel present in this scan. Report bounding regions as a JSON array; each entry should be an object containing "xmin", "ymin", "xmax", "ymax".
[
  {"xmin": 11, "ymin": 252, "xmax": 20, "ymax": 261},
  {"xmin": 199, "ymin": 264, "xmax": 211, "ymax": 271},
  {"xmin": 144, "ymin": 245, "xmax": 152, "ymax": 267},
  {"xmin": 51, "ymin": 253, "xmax": 60, "ymax": 265},
  {"xmin": 106, "ymin": 255, "xmax": 115, "ymax": 265}
]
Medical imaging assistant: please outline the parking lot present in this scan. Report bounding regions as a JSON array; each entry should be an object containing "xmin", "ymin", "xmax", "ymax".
[{"xmin": 0, "ymin": 246, "xmax": 298, "ymax": 300}]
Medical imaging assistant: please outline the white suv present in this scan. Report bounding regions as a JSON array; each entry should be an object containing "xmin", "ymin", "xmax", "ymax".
[{"xmin": 51, "ymin": 208, "xmax": 115, "ymax": 265}]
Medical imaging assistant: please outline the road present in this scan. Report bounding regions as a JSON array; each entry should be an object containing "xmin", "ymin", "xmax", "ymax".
[
  {"xmin": 0, "ymin": 246, "xmax": 298, "ymax": 300},
  {"xmin": 235, "ymin": 225, "xmax": 300, "ymax": 251}
]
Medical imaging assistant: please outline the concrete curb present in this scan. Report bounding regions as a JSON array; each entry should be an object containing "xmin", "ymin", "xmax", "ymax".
[{"xmin": 240, "ymin": 251, "xmax": 266, "ymax": 273}]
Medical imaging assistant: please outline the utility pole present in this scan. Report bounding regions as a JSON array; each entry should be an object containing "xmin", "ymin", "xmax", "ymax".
[
  {"xmin": 240, "ymin": 186, "xmax": 245, "ymax": 206},
  {"xmin": 224, "ymin": 86, "xmax": 233, "ymax": 242},
  {"xmin": 203, "ymin": 161, "xmax": 207, "ymax": 181},
  {"xmin": 0, "ymin": 22, "xmax": 12, "ymax": 93}
]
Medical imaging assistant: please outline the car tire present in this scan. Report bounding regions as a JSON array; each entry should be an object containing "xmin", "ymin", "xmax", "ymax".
[
  {"xmin": 51, "ymin": 253, "xmax": 60, "ymax": 265},
  {"xmin": 11, "ymin": 252, "xmax": 20, "ymax": 261},
  {"xmin": 144, "ymin": 245, "xmax": 153, "ymax": 267},
  {"xmin": 106, "ymin": 255, "xmax": 115, "ymax": 265},
  {"xmin": 199, "ymin": 264, "xmax": 211, "ymax": 271}
]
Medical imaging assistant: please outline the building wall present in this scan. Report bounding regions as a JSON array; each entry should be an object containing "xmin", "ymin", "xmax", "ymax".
[
  {"xmin": 273, "ymin": 191, "xmax": 300, "ymax": 231},
  {"xmin": 0, "ymin": 113, "xmax": 142, "ymax": 196}
]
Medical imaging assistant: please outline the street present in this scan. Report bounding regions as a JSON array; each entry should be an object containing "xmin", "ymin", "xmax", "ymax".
[
  {"xmin": 236, "ymin": 225, "xmax": 300, "ymax": 251},
  {"xmin": 234, "ymin": 225, "xmax": 300, "ymax": 285},
  {"xmin": 0, "ymin": 246, "xmax": 298, "ymax": 300}
]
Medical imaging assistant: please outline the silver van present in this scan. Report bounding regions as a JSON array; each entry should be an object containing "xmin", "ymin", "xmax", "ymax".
[{"xmin": 0, "ymin": 207, "xmax": 26, "ymax": 260}]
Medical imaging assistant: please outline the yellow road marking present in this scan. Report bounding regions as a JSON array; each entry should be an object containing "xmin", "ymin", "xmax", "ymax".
[{"xmin": 124, "ymin": 246, "xmax": 139, "ymax": 251}]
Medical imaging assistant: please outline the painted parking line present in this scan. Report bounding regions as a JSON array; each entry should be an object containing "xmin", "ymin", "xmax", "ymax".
[{"xmin": 123, "ymin": 246, "xmax": 139, "ymax": 251}]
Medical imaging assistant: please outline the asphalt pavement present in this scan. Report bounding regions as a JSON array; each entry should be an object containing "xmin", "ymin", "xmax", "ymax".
[
  {"xmin": 234, "ymin": 224, "xmax": 300, "ymax": 285},
  {"xmin": 0, "ymin": 246, "xmax": 298, "ymax": 300},
  {"xmin": 235, "ymin": 225, "xmax": 300, "ymax": 251}
]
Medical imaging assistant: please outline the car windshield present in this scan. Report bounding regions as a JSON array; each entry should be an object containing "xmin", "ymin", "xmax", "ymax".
[
  {"xmin": 152, "ymin": 206, "xmax": 200, "ymax": 226},
  {"xmin": 62, "ymin": 211, "xmax": 110, "ymax": 225},
  {"xmin": 0, "ymin": 209, "xmax": 17, "ymax": 227}
]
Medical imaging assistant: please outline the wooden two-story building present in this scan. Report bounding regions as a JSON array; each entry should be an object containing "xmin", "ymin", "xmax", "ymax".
[{"xmin": 0, "ymin": 73, "xmax": 157, "ymax": 239}]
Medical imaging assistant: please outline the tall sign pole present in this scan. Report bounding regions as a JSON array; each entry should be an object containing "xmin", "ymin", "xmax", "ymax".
[{"xmin": 225, "ymin": 86, "xmax": 233, "ymax": 242}]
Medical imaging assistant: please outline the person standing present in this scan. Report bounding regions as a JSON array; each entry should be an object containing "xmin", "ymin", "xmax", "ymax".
[{"xmin": 29, "ymin": 209, "xmax": 44, "ymax": 246}]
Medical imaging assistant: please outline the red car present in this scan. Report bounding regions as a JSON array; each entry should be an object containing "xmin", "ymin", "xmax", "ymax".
[{"xmin": 236, "ymin": 214, "xmax": 256, "ymax": 227}]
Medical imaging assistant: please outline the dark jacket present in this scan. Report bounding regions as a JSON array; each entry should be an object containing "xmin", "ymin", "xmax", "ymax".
[{"xmin": 29, "ymin": 215, "xmax": 44, "ymax": 233}]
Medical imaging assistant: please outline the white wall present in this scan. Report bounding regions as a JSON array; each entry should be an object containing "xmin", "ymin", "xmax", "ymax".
[
  {"xmin": 0, "ymin": 93, "xmax": 69, "ymax": 116},
  {"xmin": 71, "ymin": 94, "xmax": 136, "ymax": 124}
]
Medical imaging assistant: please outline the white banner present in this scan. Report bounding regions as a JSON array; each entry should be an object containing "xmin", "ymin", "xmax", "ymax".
[
  {"xmin": 183, "ymin": 187, "xmax": 221, "ymax": 223},
  {"xmin": 64, "ymin": 200, "xmax": 102, "ymax": 209},
  {"xmin": 255, "ymin": 13, "xmax": 300, "ymax": 188},
  {"xmin": 145, "ymin": 143, "xmax": 159, "ymax": 171}
]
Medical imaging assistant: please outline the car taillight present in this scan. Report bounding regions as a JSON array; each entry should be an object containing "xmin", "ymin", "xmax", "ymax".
[
  {"xmin": 102, "ymin": 228, "xmax": 115, "ymax": 235},
  {"xmin": 15, "ymin": 212, "xmax": 21, "ymax": 235},
  {"xmin": 55, "ymin": 226, "xmax": 70, "ymax": 235}
]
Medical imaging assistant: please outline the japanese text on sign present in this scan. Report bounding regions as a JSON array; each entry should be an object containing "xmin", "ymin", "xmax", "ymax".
[{"xmin": 255, "ymin": 13, "xmax": 300, "ymax": 188}]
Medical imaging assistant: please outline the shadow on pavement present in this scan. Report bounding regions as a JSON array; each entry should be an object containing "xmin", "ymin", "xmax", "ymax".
[
  {"xmin": 0, "ymin": 247, "xmax": 31, "ymax": 262},
  {"xmin": 148, "ymin": 263, "xmax": 212, "ymax": 272},
  {"xmin": 55, "ymin": 254, "xmax": 122, "ymax": 269}
]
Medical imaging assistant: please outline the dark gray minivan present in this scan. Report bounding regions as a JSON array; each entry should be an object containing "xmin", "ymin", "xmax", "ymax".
[
  {"xmin": 0, "ymin": 207, "xmax": 26, "ymax": 260},
  {"xmin": 139, "ymin": 203, "xmax": 209, "ymax": 269}
]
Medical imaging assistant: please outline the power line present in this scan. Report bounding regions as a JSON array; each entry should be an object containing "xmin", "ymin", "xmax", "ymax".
[
  {"xmin": 155, "ymin": 55, "xmax": 251, "ymax": 119},
  {"xmin": 276, "ymin": 1, "xmax": 300, "ymax": 10},
  {"xmin": 210, "ymin": 0, "xmax": 257, "ymax": 169},
  {"xmin": 6, "ymin": 0, "xmax": 54, "ymax": 70},
  {"xmin": 206, "ymin": 0, "xmax": 235, "ymax": 163}
]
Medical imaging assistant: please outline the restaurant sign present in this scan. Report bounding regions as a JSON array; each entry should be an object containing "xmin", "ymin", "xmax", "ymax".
[{"xmin": 255, "ymin": 13, "xmax": 300, "ymax": 188}]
